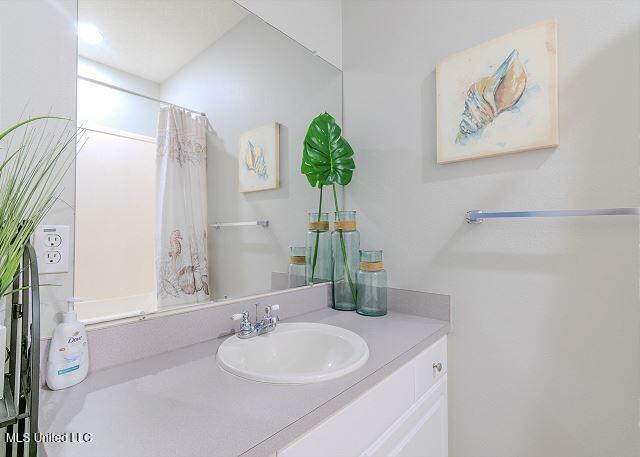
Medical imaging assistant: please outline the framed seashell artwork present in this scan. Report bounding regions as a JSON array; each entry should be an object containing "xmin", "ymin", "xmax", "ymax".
[
  {"xmin": 238, "ymin": 122, "xmax": 280, "ymax": 192},
  {"xmin": 436, "ymin": 18, "xmax": 558, "ymax": 164}
]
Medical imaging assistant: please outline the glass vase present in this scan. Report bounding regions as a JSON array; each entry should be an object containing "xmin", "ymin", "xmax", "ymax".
[
  {"xmin": 356, "ymin": 250, "xmax": 387, "ymax": 316},
  {"xmin": 306, "ymin": 212, "xmax": 332, "ymax": 284},
  {"xmin": 288, "ymin": 246, "xmax": 307, "ymax": 288},
  {"xmin": 332, "ymin": 211, "xmax": 359, "ymax": 311}
]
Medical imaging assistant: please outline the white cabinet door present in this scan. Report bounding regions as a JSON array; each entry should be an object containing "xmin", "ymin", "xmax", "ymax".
[
  {"xmin": 278, "ymin": 363, "xmax": 415, "ymax": 457},
  {"xmin": 363, "ymin": 375, "xmax": 448, "ymax": 457},
  {"xmin": 278, "ymin": 339, "xmax": 448, "ymax": 457},
  {"xmin": 414, "ymin": 336, "xmax": 447, "ymax": 399}
]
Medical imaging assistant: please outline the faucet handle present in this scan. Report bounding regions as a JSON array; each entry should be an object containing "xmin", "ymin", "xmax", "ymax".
[
  {"xmin": 231, "ymin": 311, "xmax": 249, "ymax": 321},
  {"xmin": 232, "ymin": 311, "xmax": 252, "ymax": 333},
  {"xmin": 264, "ymin": 305, "xmax": 280, "ymax": 324},
  {"xmin": 264, "ymin": 304, "xmax": 279, "ymax": 316}
]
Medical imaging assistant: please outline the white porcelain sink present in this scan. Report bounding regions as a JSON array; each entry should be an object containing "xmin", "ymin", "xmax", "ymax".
[{"xmin": 216, "ymin": 322, "xmax": 369, "ymax": 384}]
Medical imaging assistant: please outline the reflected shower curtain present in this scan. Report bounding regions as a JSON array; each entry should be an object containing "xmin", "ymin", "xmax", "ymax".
[{"xmin": 156, "ymin": 106, "xmax": 210, "ymax": 308}]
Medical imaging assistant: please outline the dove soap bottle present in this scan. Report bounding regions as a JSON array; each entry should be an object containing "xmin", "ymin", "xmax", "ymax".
[{"xmin": 46, "ymin": 297, "xmax": 89, "ymax": 390}]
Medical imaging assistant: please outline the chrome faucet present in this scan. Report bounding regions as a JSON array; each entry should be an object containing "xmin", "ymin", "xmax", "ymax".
[{"xmin": 231, "ymin": 305, "xmax": 280, "ymax": 339}]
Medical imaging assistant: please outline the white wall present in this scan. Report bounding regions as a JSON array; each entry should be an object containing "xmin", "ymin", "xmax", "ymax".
[
  {"xmin": 342, "ymin": 1, "xmax": 640, "ymax": 456},
  {"xmin": 75, "ymin": 59, "xmax": 160, "ymax": 320},
  {"xmin": 74, "ymin": 128, "xmax": 157, "ymax": 320},
  {"xmin": 0, "ymin": 0, "xmax": 78, "ymax": 338},
  {"xmin": 236, "ymin": 0, "xmax": 342, "ymax": 69},
  {"xmin": 78, "ymin": 57, "xmax": 160, "ymax": 137},
  {"xmin": 162, "ymin": 15, "xmax": 342, "ymax": 300}
]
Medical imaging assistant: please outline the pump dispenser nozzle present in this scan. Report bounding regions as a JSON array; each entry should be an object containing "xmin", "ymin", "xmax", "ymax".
[
  {"xmin": 66, "ymin": 297, "xmax": 81, "ymax": 312},
  {"xmin": 63, "ymin": 297, "xmax": 81, "ymax": 323}
]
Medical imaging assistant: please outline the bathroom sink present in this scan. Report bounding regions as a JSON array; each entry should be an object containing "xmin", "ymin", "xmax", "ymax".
[{"xmin": 216, "ymin": 322, "xmax": 369, "ymax": 384}]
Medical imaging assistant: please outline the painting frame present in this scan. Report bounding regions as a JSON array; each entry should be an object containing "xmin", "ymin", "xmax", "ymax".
[
  {"xmin": 238, "ymin": 122, "xmax": 280, "ymax": 192},
  {"xmin": 436, "ymin": 18, "xmax": 558, "ymax": 164}
]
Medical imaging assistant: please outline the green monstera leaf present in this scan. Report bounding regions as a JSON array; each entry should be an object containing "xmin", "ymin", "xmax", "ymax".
[
  {"xmin": 301, "ymin": 112, "xmax": 355, "ymax": 188},
  {"xmin": 301, "ymin": 112, "xmax": 357, "ymax": 303}
]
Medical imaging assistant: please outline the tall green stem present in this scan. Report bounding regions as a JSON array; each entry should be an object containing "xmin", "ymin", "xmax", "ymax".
[
  {"xmin": 310, "ymin": 185, "xmax": 323, "ymax": 283},
  {"xmin": 332, "ymin": 184, "xmax": 357, "ymax": 304}
]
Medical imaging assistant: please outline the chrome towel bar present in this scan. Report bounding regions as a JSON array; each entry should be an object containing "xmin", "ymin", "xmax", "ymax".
[
  {"xmin": 210, "ymin": 220, "xmax": 269, "ymax": 229},
  {"xmin": 466, "ymin": 208, "xmax": 640, "ymax": 224}
]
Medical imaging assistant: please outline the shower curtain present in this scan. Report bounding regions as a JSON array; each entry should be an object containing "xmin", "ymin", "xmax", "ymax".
[{"xmin": 156, "ymin": 106, "xmax": 210, "ymax": 308}]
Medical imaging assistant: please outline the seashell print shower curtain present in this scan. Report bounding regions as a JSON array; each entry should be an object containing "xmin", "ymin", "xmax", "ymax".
[{"xmin": 156, "ymin": 106, "xmax": 210, "ymax": 308}]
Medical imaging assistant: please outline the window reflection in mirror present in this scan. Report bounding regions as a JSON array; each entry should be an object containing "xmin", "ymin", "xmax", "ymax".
[{"xmin": 75, "ymin": 0, "xmax": 342, "ymax": 321}]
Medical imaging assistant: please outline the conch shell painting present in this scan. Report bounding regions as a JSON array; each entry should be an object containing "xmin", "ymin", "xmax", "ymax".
[
  {"xmin": 244, "ymin": 140, "xmax": 268, "ymax": 180},
  {"xmin": 238, "ymin": 123, "xmax": 280, "ymax": 192},
  {"xmin": 436, "ymin": 18, "xmax": 558, "ymax": 163},
  {"xmin": 456, "ymin": 49, "xmax": 527, "ymax": 143}
]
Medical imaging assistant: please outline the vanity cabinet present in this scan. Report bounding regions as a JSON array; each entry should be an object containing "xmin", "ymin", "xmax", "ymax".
[
  {"xmin": 278, "ymin": 336, "xmax": 448, "ymax": 457},
  {"xmin": 363, "ymin": 377, "xmax": 447, "ymax": 457}
]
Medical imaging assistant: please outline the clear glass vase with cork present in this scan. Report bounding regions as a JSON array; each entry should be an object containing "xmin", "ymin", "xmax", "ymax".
[
  {"xmin": 288, "ymin": 246, "xmax": 307, "ymax": 288},
  {"xmin": 332, "ymin": 211, "xmax": 359, "ymax": 310},
  {"xmin": 306, "ymin": 212, "xmax": 332, "ymax": 284},
  {"xmin": 356, "ymin": 250, "xmax": 387, "ymax": 316}
]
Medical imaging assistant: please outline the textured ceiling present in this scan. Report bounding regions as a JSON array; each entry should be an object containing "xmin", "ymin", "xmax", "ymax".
[{"xmin": 78, "ymin": 0, "xmax": 249, "ymax": 83}]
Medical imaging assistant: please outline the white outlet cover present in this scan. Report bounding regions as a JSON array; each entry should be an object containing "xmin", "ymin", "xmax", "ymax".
[{"xmin": 33, "ymin": 225, "xmax": 70, "ymax": 274}]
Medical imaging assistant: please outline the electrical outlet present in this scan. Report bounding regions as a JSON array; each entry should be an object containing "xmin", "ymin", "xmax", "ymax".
[
  {"xmin": 45, "ymin": 251, "xmax": 61, "ymax": 264},
  {"xmin": 45, "ymin": 234, "xmax": 62, "ymax": 247},
  {"xmin": 33, "ymin": 225, "xmax": 70, "ymax": 274}
]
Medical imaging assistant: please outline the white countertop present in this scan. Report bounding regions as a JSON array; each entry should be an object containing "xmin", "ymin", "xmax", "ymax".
[{"xmin": 40, "ymin": 308, "xmax": 449, "ymax": 457}]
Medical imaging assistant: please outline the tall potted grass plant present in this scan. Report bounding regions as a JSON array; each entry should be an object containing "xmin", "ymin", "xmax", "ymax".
[{"xmin": 0, "ymin": 116, "xmax": 78, "ymax": 298}]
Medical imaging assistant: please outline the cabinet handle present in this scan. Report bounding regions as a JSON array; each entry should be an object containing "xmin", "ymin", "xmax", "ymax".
[{"xmin": 433, "ymin": 362, "xmax": 443, "ymax": 372}]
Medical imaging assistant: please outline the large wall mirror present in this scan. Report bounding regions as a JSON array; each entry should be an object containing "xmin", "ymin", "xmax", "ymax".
[{"xmin": 75, "ymin": 0, "xmax": 342, "ymax": 320}]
